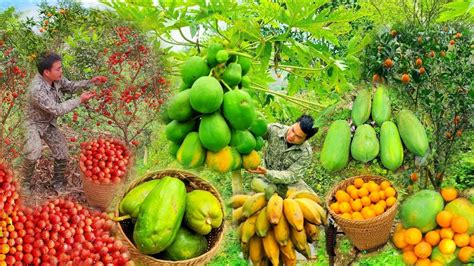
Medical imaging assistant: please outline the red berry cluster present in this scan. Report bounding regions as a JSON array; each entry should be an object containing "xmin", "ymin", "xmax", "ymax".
[{"xmin": 79, "ymin": 138, "xmax": 131, "ymax": 184}]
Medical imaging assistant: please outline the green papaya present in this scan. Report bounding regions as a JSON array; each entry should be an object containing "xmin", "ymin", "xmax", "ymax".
[
  {"xmin": 371, "ymin": 86, "xmax": 391, "ymax": 126},
  {"xmin": 164, "ymin": 227, "xmax": 208, "ymax": 261},
  {"xmin": 189, "ymin": 76, "xmax": 224, "ymax": 114},
  {"xmin": 167, "ymin": 90, "xmax": 193, "ymax": 122},
  {"xmin": 199, "ymin": 112, "xmax": 231, "ymax": 152},
  {"xmin": 119, "ymin": 179, "xmax": 161, "ymax": 218},
  {"xmin": 206, "ymin": 43, "xmax": 224, "ymax": 67},
  {"xmin": 179, "ymin": 82, "xmax": 189, "ymax": 92},
  {"xmin": 222, "ymin": 62, "xmax": 242, "ymax": 87},
  {"xmin": 351, "ymin": 124, "xmax": 379, "ymax": 163},
  {"xmin": 240, "ymin": 75, "xmax": 250, "ymax": 88},
  {"xmin": 133, "ymin": 177, "xmax": 187, "ymax": 254},
  {"xmin": 169, "ymin": 142, "xmax": 180, "ymax": 157},
  {"xmin": 185, "ymin": 190, "xmax": 223, "ymax": 235},
  {"xmin": 249, "ymin": 112, "xmax": 268, "ymax": 137},
  {"xmin": 255, "ymin": 136, "xmax": 264, "ymax": 151},
  {"xmin": 181, "ymin": 56, "xmax": 210, "ymax": 87},
  {"xmin": 380, "ymin": 121, "xmax": 404, "ymax": 171},
  {"xmin": 216, "ymin": 50, "xmax": 229, "ymax": 63},
  {"xmin": 177, "ymin": 132, "xmax": 206, "ymax": 168},
  {"xmin": 400, "ymin": 190, "xmax": 444, "ymax": 233},
  {"xmin": 351, "ymin": 89, "xmax": 372, "ymax": 126},
  {"xmin": 165, "ymin": 119, "xmax": 196, "ymax": 144},
  {"xmin": 237, "ymin": 56, "xmax": 252, "ymax": 75},
  {"xmin": 230, "ymin": 130, "xmax": 256, "ymax": 154},
  {"xmin": 206, "ymin": 146, "xmax": 234, "ymax": 173},
  {"xmin": 230, "ymin": 147, "xmax": 242, "ymax": 170},
  {"xmin": 396, "ymin": 109, "xmax": 429, "ymax": 156},
  {"xmin": 320, "ymin": 120, "xmax": 351, "ymax": 172},
  {"xmin": 223, "ymin": 89, "xmax": 255, "ymax": 130}
]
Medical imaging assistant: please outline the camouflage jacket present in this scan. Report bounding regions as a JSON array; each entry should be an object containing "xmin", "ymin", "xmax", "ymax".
[
  {"xmin": 262, "ymin": 123, "xmax": 313, "ymax": 185},
  {"xmin": 26, "ymin": 74, "xmax": 91, "ymax": 134}
]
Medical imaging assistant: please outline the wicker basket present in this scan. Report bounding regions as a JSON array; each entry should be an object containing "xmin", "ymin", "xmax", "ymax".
[
  {"xmin": 326, "ymin": 175, "xmax": 398, "ymax": 251},
  {"xmin": 114, "ymin": 169, "xmax": 225, "ymax": 266}
]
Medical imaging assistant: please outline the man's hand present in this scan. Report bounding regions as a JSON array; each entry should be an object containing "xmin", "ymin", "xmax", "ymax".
[
  {"xmin": 90, "ymin": 76, "xmax": 108, "ymax": 85},
  {"xmin": 247, "ymin": 166, "xmax": 267, "ymax": 175},
  {"xmin": 80, "ymin": 91, "xmax": 96, "ymax": 103}
]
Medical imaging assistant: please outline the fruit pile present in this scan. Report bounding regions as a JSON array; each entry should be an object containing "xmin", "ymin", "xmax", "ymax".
[
  {"xmin": 394, "ymin": 188, "xmax": 474, "ymax": 265},
  {"xmin": 0, "ymin": 162, "xmax": 133, "ymax": 265},
  {"xmin": 230, "ymin": 189, "xmax": 326, "ymax": 265},
  {"xmin": 79, "ymin": 138, "xmax": 131, "ymax": 184},
  {"xmin": 320, "ymin": 86, "xmax": 429, "ymax": 172},
  {"xmin": 118, "ymin": 176, "xmax": 224, "ymax": 261},
  {"xmin": 329, "ymin": 178, "xmax": 397, "ymax": 220},
  {"xmin": 165, "ymin": 42, "xmax": 267, "ymax": 173}
]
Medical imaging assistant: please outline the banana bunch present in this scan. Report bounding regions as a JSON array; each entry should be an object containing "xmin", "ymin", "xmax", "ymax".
[{"xmin": 229, "ymin": 189, "xmax": 327, "ymax": 265}]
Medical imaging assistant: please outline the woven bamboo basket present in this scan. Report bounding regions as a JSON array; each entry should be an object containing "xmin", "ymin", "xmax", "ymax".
[
  {"xmin": 326, "ymin": 175, "xmax": 398, "ymax": 251},
  {"xmin": 114, "ymin": 169, "xmax": 225, "ymax": 266},
  {"xmin": 81, "ymin": 137, "xmax": 133, "ymax": 211}
]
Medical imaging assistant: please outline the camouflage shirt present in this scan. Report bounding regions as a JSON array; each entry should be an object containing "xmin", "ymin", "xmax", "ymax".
[
  {"xmin": 262, "ymin": 123, "xmax": 313, "ymax": 185},
  {"xmin": 26, "ymin": 74, "xmax": 91, "ymax": 133}
]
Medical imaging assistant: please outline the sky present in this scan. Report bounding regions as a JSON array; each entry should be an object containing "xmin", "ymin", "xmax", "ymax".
[{"xmin": 0, "ymin": 0, "xmax": 104, "ymax": 15}]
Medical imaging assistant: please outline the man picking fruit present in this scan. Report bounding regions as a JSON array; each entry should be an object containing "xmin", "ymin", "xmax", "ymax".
[
  {"xmin": 248, "ymin": 115, "xmax": 318, "ymax": 194},
  {"xmin": 21, "ymin": 51, "xmax": 107, "ymax": 195}
]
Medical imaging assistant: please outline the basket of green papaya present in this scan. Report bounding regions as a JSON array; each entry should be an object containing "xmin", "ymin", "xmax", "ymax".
[{"xmin": 114, "ymin": 169, "xmax": 225, "ymax": 265}]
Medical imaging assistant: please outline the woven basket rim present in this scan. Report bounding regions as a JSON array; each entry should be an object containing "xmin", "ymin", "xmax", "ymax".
[
  {"xmin": 114, "ymin": 168, "xmax": 225, "ymax": 265},
  {"xmin": 326, "ymin": 175, "xmax": 399, "ymax": 225}
]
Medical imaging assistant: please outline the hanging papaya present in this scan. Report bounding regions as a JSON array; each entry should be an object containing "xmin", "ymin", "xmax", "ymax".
[
  {"xmin": 206, "ymin": 146, "xmax": 234, "ymax": 173},
  {"xmin": 237, "ymin": 56, "xmax": 252, "ymax": 75},
  {"xmin": 181, "ymin": 56, "xmax": 210, "ymax": 87},
  {"xmin": 165, "ymin": 119, "xmax": 196, "ymax": 144},
  {"xmin": 206, "ymin": 43, "xmax": 224, "ymax": 67},
  {"xmin": 176, "ymin": 132, "xmax": 206, "ymax": 168},
  {"xmin": 189, "ymin": 76, "xmax": 223, "ymax": 114},
  {"xmin": 167, "ymin": 89, "xmax": 194, "ymax": 122},
  {"xmin": 250, "ymin": 112, "xmax": 268, "ymax": 137},
  {"xmin": 223, "ymin": 89, "xmax": 255, "ymax": 130},
  {"xmin": 199, "ymin": 112, "xmax": 231, "ymax": 152},
  {"xmin": 320, "ymin": 120, "xmax": 351, "ymax": 172},
  {"xmin": 222, "ymin": 62, "xmax": 242, "ymax": 87},
  {"xmin": 351, "ymin": 89, "xmax": 372, "ymax": 126},
  {"xmin": 230, "ymin": 130, "xmax": 256, "ymax": 154}
]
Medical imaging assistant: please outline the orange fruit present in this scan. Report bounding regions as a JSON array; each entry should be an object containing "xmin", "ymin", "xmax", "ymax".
[
  {"xmin": 352, "ymin": 212, "xmax": 364, "ymax": 220},
  {"xmin": 414, "ymin": 241, "xmax": 432, "ymax": 259},
  {"xmin": 335, "ymin": 190, "xmax": 351, "ymax": 203},
  {"xmin": 419, "ymin": 67, "xmax": 426, "ymax": 75},
  {"xmin": 458, "ymin": 246, "xmax": 473, "ymax": 263},
  {"xmin": 440, "ymin": 228, "xmax": 455, "ymax": 239},
  {"xmin": 410, "ymin": 172, "xmax": 419, "ymax": 182},
  {"xmin": 341, "ymin": 213, "xmax": 352, "ymax": 219},
  {"xmin": 430, "ymin": 261, "xmax": 443, "ymax": 266},
  {"xmin": 380, "ymin": 181, "xmax": 391, "ymax": 190},
  {"xmin": 361, "ymin": 196, "xmax": 371, "ymax": 207},
  {"xmin": 358, "ymin": 187, "xmax": 369, "ymax": 198},
  {"xmin": 451, "ymin": 216, "xmax": 469, "ymax": 234},
  {"xmin": 354, "ymin": 178, "xmax": 364, "ymax": 188},
  {"xmin": 449, "ymin": 40, "xmax": 455, "ymax": 45},
  {"xmin": 373, "ymin": 74, "xmax": 380, "ymax": 83},
  {"xmin": 403, "ymin": 244, "xmax": 415, "ymax": 252},
  {"xmin": 369, "ymin": 191, "xmax": 381, "ymax": 203},
  {"xmin": 330, "ymin": 202, "xmax": 340, "ymax": 214},
  {"xmin": 455, "ymin": 32, "xmax": 462, "ymax": 39},
  {"xmin": 424, "ymin": 231, "xmax": 441, "ymax": 246},
  {"xmin": 470, "ymin": 235, "xmax": 474, "ymax": 247},
  {"xmin": 439, "ymin": 239, "xmax": 456, "ymax": 254},
  {"xmin": 416, "ymin": 58, "xmax": 423, "ymax": 67},
  {"xmin": 373, "ymin": 204, "xmax": 385, "ymax": 216},
  {"xmin": 386, "ymin": 196, "xmax": 396, "ymax": 207},
  {"xmin": 401, "ymin": 74, "xmax": 410, "ymax": 84},
  {"xmin": 384, "ymin": 58, "xmax": 394, "ymax": 68},
  {"xmin": 436, "ymin": 211, "xmax": 453, "ymax": 228},
  {"xmin": 349, "ymin": 189, "xmax": 360, "ymax": 200},
  {"xmin": 441, "ymin": 187, "xmax": 458, "ymax": 202},
  {"xmin": 384, "ymin": 187, "xmax": 396, "ymax": 198},
  {"xmin": 346, "ymin": 185, "xmax": 357, "ymax": 194},
  {"xmin": 415, "ymin": 258, "xmax": 431, "ymax": 266},
  {"xmin": 350, "ymin": 199, "xmax": 363, "ymax": 212},
  {"xmin": 376, "ymin": 200, "xmax": 387, "ymax": 211},
  {"xmin": 393, "ymin": 229, "xmax": 408, "ymax": 249},
  {"xmin": 361, "ymin": 207, "xmax": 375, "ymax": 219},
  {"xmin": 405, "ymin": 228, "xmax": 423, "ymax": 245},
  {"xmin": 367, "ymin": 181, "xmax": 380, "ymax": 193},
  {"xmin": 339, "ymin": 202, "xmax": 352, "ymax": 214},
  {"xmin": 379, "ymin": 190, "xmax": 386, "ymax": 200},
  {"xmin": 402, "ymin": 250, "xmax": 418, "ymax": 265},
  {"xmin": 454, "ymin": 233, "xmax": 470, "ymax": 247}
]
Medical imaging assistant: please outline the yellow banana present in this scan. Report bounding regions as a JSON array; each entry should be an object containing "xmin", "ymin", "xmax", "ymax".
[
  {"xmin": 267, "ymin": 193, "xmax": 284, "ymax": 225},
  {"xmin": 241, "ymin": 240, "xmax": 249, "ymax": 259},
  {"xmin": 249, "ymin": 235, "xmax": 264, "ymax": 265},
  {"xmin": 255, "ymin": 207, "xmax": 270, "ymax": 237},
  {"xmin": 281, "ymin": 252, "xmax": 297, "ymax": 266},
  {"xmin": 290, "ymin": 226, "xmax": 307, "ymax": 251},
  {"xmin": 232, "ymin": 206, "xmax": 244, "ymax": 224},
  {"xmin": 262, "ymin": 229, "xmax": 280, "ymax": 266},
  {"xmin": 241, "ymin": 213, "xmax": 258, "ymax": 243},
  {"xmin": 294, "ymin": 198, "xmax": 322, "ymax": 225},
  {"xmin": 283, "ymin": 198, "xmax": 304, "ymax": 231},
  {"xmin": 286, "ymin": 187, "xmax": 298, "ymax": 198},
  {"xmin": 290, "ymin": 190, "xmax": 322, "ymax": 204},
  {"xmin": 229, "ymin": 194, "xmax": 250, "ymax": 208},
  {"xmin": 304, "ymin": 222, "xmax": 320, "ymax": 243},
  {"xmin": 242, "ymin": 193, "xmax": 267, "ymax": 218},
  {"xmin": 312, "ymin": 201, "xmax": 328, "ymax": 225},
  {"xmin": 279, "ymin": 238, "xmax": 296, "ymax": 260},
  {"xmin": 273, "ymin": 212, "xmax": 290, "ymax": 246}
]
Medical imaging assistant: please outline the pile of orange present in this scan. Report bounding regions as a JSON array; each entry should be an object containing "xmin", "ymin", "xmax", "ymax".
[
  {"xmin": 393, "ymin": 187, "xmax": 474, "ymax": 265},
  {"xmin": 329, "ymin": 178, "xmax": 397, "ymax": 220}
]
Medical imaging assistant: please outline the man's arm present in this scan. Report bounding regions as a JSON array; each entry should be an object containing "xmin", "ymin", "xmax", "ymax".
[
  {"xmin": 264, "ymin": 151, "xmax": 312, "ymax": 184},
  {"xmin": 57, "ymin": 77, "xmax": 91, "ymax": 93},
  {"xmin": 31, "ymin": 88, "xmax": 81, "ymax": 116}
]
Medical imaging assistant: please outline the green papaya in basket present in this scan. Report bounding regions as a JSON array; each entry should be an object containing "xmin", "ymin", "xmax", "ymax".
[{"xmin": 119, "ymin": 179, "xmax": 161, "ymax": 218}]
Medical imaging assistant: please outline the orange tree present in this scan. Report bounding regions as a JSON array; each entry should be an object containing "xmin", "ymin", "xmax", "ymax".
[{"xmin": 363, "ymin": 23, "xmax": 473, "ymax": 189}]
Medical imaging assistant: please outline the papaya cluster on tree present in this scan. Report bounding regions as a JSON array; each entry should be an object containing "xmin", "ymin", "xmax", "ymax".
[{"xmin": 165, "ymin": 42, "xmax": 268, "ymax": 173}]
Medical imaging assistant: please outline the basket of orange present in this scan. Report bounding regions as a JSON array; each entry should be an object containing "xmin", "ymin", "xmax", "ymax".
[{"xmin": 326, "ymin": 175, "xmax": 398, "ymax": 250}]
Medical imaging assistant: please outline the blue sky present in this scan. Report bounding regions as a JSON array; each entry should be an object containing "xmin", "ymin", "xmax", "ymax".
[{"xmin": 0, "ymin": 0, "xmax": 103, "ymax": 15}]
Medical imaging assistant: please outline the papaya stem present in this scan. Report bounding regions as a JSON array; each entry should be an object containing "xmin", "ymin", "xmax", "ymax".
[
  {"xmin": 221, "ymin": 80, "xmax": 234, "ymax": 91},
  {"xmin": 110, "ymin": 214, "xmax": 131, "ymax": 222},
  {"xmin": 227, "ymin": 51, "xmax": 253, "ymax": 59},
  {"xmin": 249, "ymin": 86, "xmax": 321, "ymax": 111},
  {"xmin": 250, "ymin": 82, "xmax": 326, "ymax": 108},
  {"xmin": 206, "ymin": 218, "xmax": 212, "ymax": 225}
]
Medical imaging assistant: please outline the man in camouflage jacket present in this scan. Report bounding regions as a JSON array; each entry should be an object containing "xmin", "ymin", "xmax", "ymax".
[
  {"xmin": 21, "ymin": 52, "xmax": 107, "ymax": 193},
  {"xmin": 248, "ymin": 115, "xmax": 318, "ymax": 193}
]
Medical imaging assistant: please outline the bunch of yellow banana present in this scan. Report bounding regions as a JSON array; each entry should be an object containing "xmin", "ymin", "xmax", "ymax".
[{"xmin": 229, "ymin": 189, "xmax": 326, "ymax": 265}]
